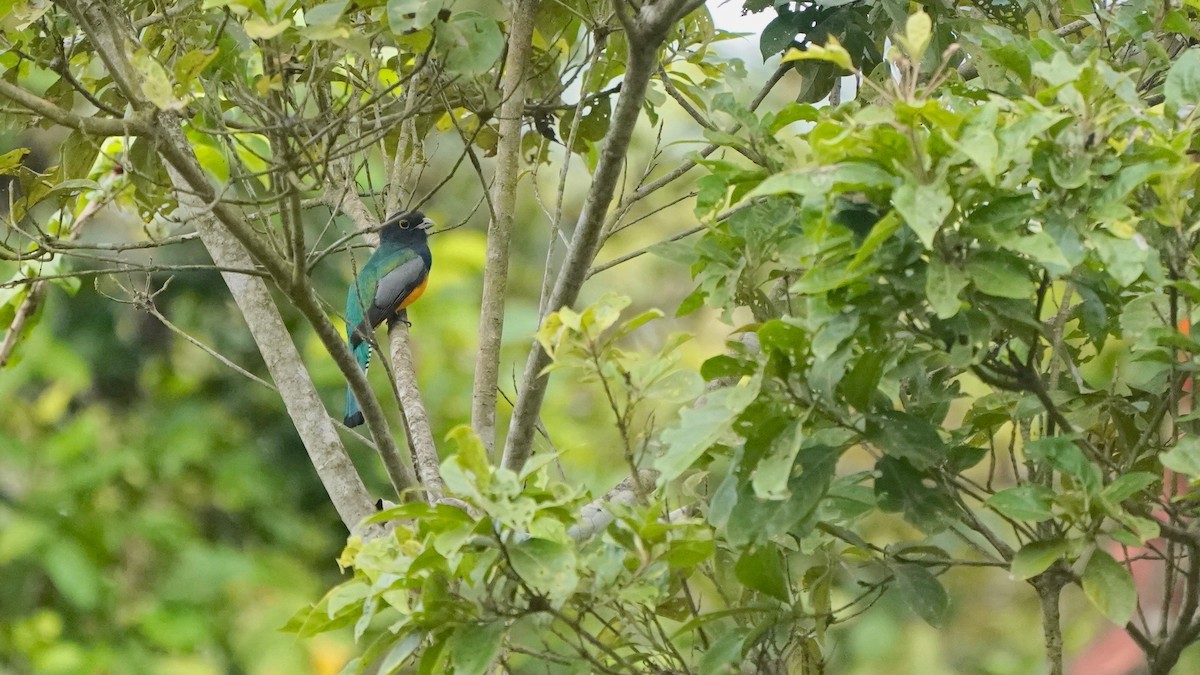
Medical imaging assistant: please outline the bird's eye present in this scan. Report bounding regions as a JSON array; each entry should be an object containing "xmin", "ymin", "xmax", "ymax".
[{"xmin": 399, "ymin": 221, "xmax": 410, "ymax": 229}]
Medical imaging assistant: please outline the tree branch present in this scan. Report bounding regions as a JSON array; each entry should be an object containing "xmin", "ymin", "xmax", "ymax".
[
  {"xmin": 329, "ymin": 166, "xmax": 443, "ymax": 502},
  {"xmin": 1032, "ymin": 569, "xmax": 1069, "ymax": 675},
  {"xmin": 472, "ymin": 0, "xmax": 541, "ymax": 456},
  {"xmin": 154, "ymin": 124, "xmax": 419, "ymax": 498},
  {"xmin": 160, "ymin": 151, "xmax": 382, "ymax": 532},
  {"xmin": 0, "ymin": 79, "xmax": 151, "ymax": 136},
  {"xmin": 501, "ymin": 0, "xmax": 703, "ymax": 471},
  {"xmin": 59, "ymin": 0, "xmax": 417, "ymax": 509},
  {"xmin": 387, "ymin": 321, "xmax": 444, "ymax": 495},
  {"xmin": 0, "ymin": 283, "xmax": 46, "ymax": 368}
]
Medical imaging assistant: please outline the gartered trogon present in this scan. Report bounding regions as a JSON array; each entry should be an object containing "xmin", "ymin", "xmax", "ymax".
[{"xmin": 343, "ymin": 210, "xmax": 433, "ymax": 427}]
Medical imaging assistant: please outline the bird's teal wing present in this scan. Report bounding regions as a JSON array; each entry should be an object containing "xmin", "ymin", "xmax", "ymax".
[{"xmin": 345, "ymin": 261, "xmax": 379, "ymax": 351}]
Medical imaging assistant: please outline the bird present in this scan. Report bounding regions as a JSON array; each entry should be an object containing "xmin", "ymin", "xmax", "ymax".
[{"xmin": 343, "ymin": 210, "xmax": 434, "ymax": 428}]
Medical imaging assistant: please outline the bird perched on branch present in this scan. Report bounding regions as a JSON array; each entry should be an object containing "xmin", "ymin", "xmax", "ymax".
[{"xmin": 343, "ymin": 210, "xmax": 434, "ymax": 428}]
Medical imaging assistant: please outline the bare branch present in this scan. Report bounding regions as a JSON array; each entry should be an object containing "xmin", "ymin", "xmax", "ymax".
[
  {"xmin": 0, "ymin": 283, "xmax": 45, "ymax": 368},
  {"xmin": 501, "ymin": 0, "xmax": 703, "ymax": 471},
  {"xmin": 387, "ymin": 321, "xmax": 444, "ymax": 495},
  {"xmin": 472, "ymin": 0, "xmax": 541, "ymax": 456},
  {"xmin": 155, "ymin": 126, "xmax": 419, "ymax": 498},
  {"xmin": 160, "ymin": 149, "xmax": 383, "ymax": 532},
  {"xmin": 54, "ymin": 0, "xmax": 407, "ymax": 521},
  {"xmin": 0, "ymin": 78, "xmax": 151, "ymax": 136}
]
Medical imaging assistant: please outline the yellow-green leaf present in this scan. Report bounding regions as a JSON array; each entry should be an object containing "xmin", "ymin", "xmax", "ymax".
[
  {"xmin": 245, "ymin": 16, "xmax": 290, "ymax": 39},
  {"xmin": 1010, "ymin": 539, "xmax": 1068, "ymax": 580},
  {"xmin": 1082, "ymin": 549, "xmax": 1136, "ymax": 626},
  {"xmin": 132, "ymin": 49, "xmax": 181, "ymax": 110},
  {"xmin": 781, "ymin": 35, "xmax": 853, "ymax": 72},
  {"xmin": 897, "ymin": 10, "xmax": 932, "ymax": 62},
  {"xmin": 174, "ymin": 49, "xmax": 218, "ymax": 85}
]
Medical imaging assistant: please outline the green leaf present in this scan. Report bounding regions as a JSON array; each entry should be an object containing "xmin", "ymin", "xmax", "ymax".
[
  {"xmin": 987, "ymin": 485, "xmax": 1054, "ymax": 522},
  {"xmin": 848, "ymin": 211, "xmax": 900, "ymax": 270},
  {"xmin": 173, "ymin": 49, "xmax": 218, "ymax": 85},
  {"xmin": 1103, "ymin": 472, "xmax": 1159, "ymax": 502},
  {"xmin": 760, "ymin": 11, "xmax": 800, "ymax": 59},
  {"xmin": 966, "ymin": 252, "xmax": 1034, "ymax": 299},
  {"xmin": 1024, "ymin": 436, "xmax": 1101, "ymax": 494},
  {"xmin": 734, "ymin": 543, "xmax": 790, "ymax": 601},
  {"xmin": 1090, "ymin": 234, "xmax": 1148, "ymax": 288},
  {"xmin": 1120, "ymin": 292, "xmax": 1170, "ymax": 350},
  {"xmin": 752, "ymin": 421, "xmax": 803, "ymax": 500},
  {"xmin": 441, "ymin": 425, "xmax": 491, "ymax": 495},
  {"xmin": 1165, "ymin": 48, "xmax": 1200, "ymax": 117},
  {"xmin": 1161, "ymin": 436, "xmax": 1200, "ymax": 478},
  {"xmin": 698, "ymin": 629, "xmax": 749, "ymax": 675},
  {"xmin": 418, "ymin": 632, "xmax": 449, "ymax": 675},
  {"xmin": 841, "ymin": 350, "xmax": 886, "ymax": 411},
  {"xmin": 1032, "ymin": 51, "xmax": 1083, "ymax": 87},
  {"xmin": 642, "ymin": 369, "xmax": 704, "ymax": 404},
  {"xmin": 744, "ymin": 163, "xmax": 894, "ymax": 200},
  {"xmin": 41, "ymin": 539, "xmax": 101, "ymax": 610},
  {"xmin": 1048, "ymin": 150, "xmax": 1091, "ymax": 189},
  {"xmin": 957, "ymin": 101, "xmax": 1000, "ymax": 182},
  {"xmin": 376, "ymin": 632, "xmax": 425, "ymax": 675},
  {"xmin": 768, "ymin": 103, "xmax": 819, "ymax": 133},
  {"xmin": 893, "ymin": 563, "xmax": 948, "ymax": 627},
  {"xmin": 781, "ymin": 35, "xmax": 853, "ymax": 71},
  {"xmin": 724, "ymin": 446, "xmax": 837, "ymax": 546},
  {"xmin": 305, "ymin": 0, "xmax": 348, "ymax": 26},
  {"xmin": 0, "ymin": 147, "xmax": 31, "ymax": 175},
  {"xmin": 875, "ymin": 456, "xmax": 953, "ymax": 533},
  {"xmin": 387, "ymin": 0, "xmax": 443, "ymax": 33},
  {"xmin": 945, "ymin": 444, "xmax": 987, "ymax": 473},
  {"xmin": 866, "ymin": 410, "xmax": 946, "ymax": 469},
  {"xmin": 898, "ymin": 10, "xmax": 932, "ymax": 62},
  {"xmin": 892, "ymin": 180, "xmax": 952, "ymax": 249},
  {"xmin": 655, "ymin": 374, "xmax": 761, "ymax": 482},
  {"xmin": 193, "ymin": 142, "xmax": 229, "ymax": 183},
  {"xmin": 1010, "ymin": 539, "xmax": 1068, "ymax": 580},
  {"xmin": 1094, "ymin": 162, "xmax": 1171, "ymax": 216},
  {"xmin": 447, "ymin": 621, "xmax": 505, "ymax": 675},
  {"xmin": 1082, "ymin": 549, "xmax": 1136, "ymax": 626},
  {"xmin": 580, "ymin": 292, "xmax": 631, "ymax": 336},
  {"xmin": 610, "ymin": 308, "xmax": 665, "ymax": 341},
  {"xmin": 926, "ymin": 257, "xmax": 968, "ymax": 319},
  {"xmin": 131, "ymin": 49, "xmax": 181, "ymax": 110},
  {"xmin": 508, "ymin": 538, "xmax": 579, "ymax": 602},
  {"xmin": 436, "ymin": 12, "xmax": 503, "ymax": 76},
  {"xmin": 243, "ymin": 16, "xmax": 291, "ymax": 39}
]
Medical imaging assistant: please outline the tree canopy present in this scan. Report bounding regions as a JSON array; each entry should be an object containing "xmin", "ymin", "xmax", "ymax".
[{"xmin": 5, "ymin": 0, "xmax": 1200, "ymax": 673}]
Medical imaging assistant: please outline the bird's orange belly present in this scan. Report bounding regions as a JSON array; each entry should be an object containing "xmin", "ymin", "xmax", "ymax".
[{"xmin": 397, "ymin": 275, "xmax": 429, "ymax": 310}]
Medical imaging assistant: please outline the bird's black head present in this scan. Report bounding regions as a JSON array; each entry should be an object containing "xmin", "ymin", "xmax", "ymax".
[{"xmin": 380, "ymin": 210, "xmax": 434, "ymax": 244}]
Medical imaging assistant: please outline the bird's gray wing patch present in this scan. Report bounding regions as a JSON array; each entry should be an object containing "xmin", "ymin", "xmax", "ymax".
[{"xmin": 366, "ymin": 257, "xmax": 427, "ymax": 327}]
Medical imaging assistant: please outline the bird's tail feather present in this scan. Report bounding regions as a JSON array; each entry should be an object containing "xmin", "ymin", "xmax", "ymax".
[
  {"xmin": 344, "ymin": 387, "xmax": 363, "ymax": 427},
  {"xmin": 343, "ymin": 341, "xmax": 372, "ymax": 427}
]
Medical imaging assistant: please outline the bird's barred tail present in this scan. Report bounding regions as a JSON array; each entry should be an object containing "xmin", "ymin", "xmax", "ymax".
[{"xmin": 343, "ymin": 341, "xmax": 372, "ymax": 427}]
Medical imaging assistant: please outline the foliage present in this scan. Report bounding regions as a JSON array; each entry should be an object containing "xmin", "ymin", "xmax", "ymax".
[
  {"xmin": 6, "ymin": 0, "xmax": 1200, "ymax": 673},
  {"xmin": 657, "ymin": 3, "xmax": 1200, "ymax": 672},
  {"xmin": 0, "ymin": 278, "xmax": 351, "ymax": 673},
  {"xmin": 286, "ymin": 425, "xmax": 723, "ymax": 674}
]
